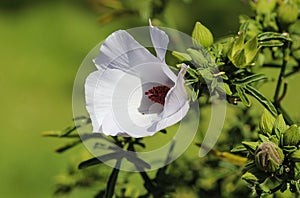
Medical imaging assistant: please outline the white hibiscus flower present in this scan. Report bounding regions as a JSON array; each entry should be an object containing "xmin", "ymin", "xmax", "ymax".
[{"xmin": 85, "ymin": 22, "xmax": 189, "ymax": 138}]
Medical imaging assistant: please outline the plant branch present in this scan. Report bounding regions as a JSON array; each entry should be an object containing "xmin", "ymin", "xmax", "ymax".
[
  {"xmin": 104, "ymin": 159, "xmax": 121, "ymax": 198},
  {"xmin": 273, "ymin": 42, "xmax": 291, "ymax": 110},
  {"xmin": 128, "ymin": 142, "xmax": 156, "ymax": 193}
]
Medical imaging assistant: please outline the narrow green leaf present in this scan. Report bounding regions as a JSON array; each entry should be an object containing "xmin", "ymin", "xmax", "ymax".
[
  {"xmin": 233, "ymin": 73, "xmax": 267, "ymax": 85},
  {"xmin": 78, "ymin": 152, "xmax": 123, "ymax": 169},
  {"xmin": 258, "ymin": 32, "xmax": 292, "ymax": 42},
  {"xmin": 236, "ymin": 85, "xmax": 251, "ymax": 107},
  {"xmin": 258, "ymin": 40, "xmax": 284, "ymax": 47},
  {"xmin": 231, "ymin": 144, "xmax": 247, "ymax": 152},
  {"xmin": 172, "ymin": 51, "xmax": 192, "ymax": 62},
  {"xmin": 186, "ymin": 67, "xmax": 198, "ymax": 79},
  {"xmin": 245, "ymin": 85, "xmax": 277, "ymax": 116},
  {"xmin": 55, "ymin": 139, "xmax": 82, "ymax": 153},
  {"xmin": 283, "ymin": 145, "xmax": 297, "ymax": 153},
  {"xmin": 42, "ymin": 126, "xmax": 77, "ymax": 137}
]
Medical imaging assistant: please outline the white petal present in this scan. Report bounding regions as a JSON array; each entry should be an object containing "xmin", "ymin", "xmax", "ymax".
[
  {"xmin": 148, "ymin": 100, "xmax": 189, "ymax": 132},
  {"xmin": 94, "ymin": 30, "xmax": 157, "ymax": 73},
  {"xmin": 101, "ymin": 111, "xmax": 127, "ymax": 136},
  {"xmin": 85, "ymin": 69, "xmax": 127, "ymax": 133},
  {"xmin": 149, "ymin": 21, "xmax": 177, "ymax": 82},
  {"xmin": 163, "ymin": 64, "xmax": 189, "ymax": 116},
  {"xmin": 151, "ymin": 64, "xmax": 190, "ymax": 131},
  {"xmin": 149, "ymin": 20, "xmax": 169, "ymax": 62}
]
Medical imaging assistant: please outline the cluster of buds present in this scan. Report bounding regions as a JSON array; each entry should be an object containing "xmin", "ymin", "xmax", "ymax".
[{"xmin": 240, "ymin": 110, "xmax": 300, "ymax": 193}]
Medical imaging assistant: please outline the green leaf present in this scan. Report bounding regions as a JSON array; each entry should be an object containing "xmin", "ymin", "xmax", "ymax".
[
  {"xmin": 244, "ymin": 85, "xmax": 277, "ymax": 116},
  {"xmin": 233, "ymin": 73, "xmax": 267, "ymax": 85},
  {"xmin": 258, "ymin": 134, "xmax": 269, "ymax": 142},
  {"xmin": 242, "ymin": 172, "xmax": 259, "ymax": 184},
  {"xmin": 231, "ymin": 144, "xmax": 247, "ymax": 153},
  {"xmin": 186, "ymin": 67, "xmax": 198, "ymax": 79},
  {"xmin": 242, "ymin": 141, "xmax": 259, "ymax": 152},
  {"xmin": 258, "ymin": 40, "xmax": 285, "ymax": 47},
  {"xmin": 283, "ymin": 145, "xmax": 297, "ymax": 153},
  {"xmin": 258, "ymin": 32, "xmax": 292, "ymax": 42},
  {"xmin": 55, "ymin": 139, "xmax": 82, "ymax": 153},
  {"xmin": 216, "ymin": 82, "xmax": 232, "ymax": 95},
  {"xmin": 172, "ymin": 51, "xmax": 192, "ymax": 62},
  {"xmin": 232, "ymin": 49, "xmax": 247, "ymax": 68},
  {"xmin": 78, "ymin": 152, "xmax": 122, "ymax": 169},
  {"xmin": 187, "ymin": 48, "xmax": 207, "ymax": 66},
  {"xmin": 236, "ymin": 85, "xmax": 251, "ymax": 107},
  {"xmin": 239, "ymin": 21, "xmax": 249, "ymax": 34},
  {"xmin": 244, "ymin": 35, "xmax": 259, "ymax": 63},
  {"xmin": 232, "ymin": 32, "xmax": 245, "ymax": 54},
  {"xmin": 42, "ymin": 126, "xmax": 77, "ymax": 137}
]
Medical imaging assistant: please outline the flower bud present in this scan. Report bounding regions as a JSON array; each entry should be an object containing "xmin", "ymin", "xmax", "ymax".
[
  {"xmin": 255, "ymin": 142, "xmax": 284, "ymax": 172},
  {"xmin": 192, "ymin": 22, "xmax": 214, "ymax": 48},
  {"xmin": 250, "ymin": 0, "xmax": 277, "ymax": 14},
  {"xmin": 259, "ymin": 109, "xmax": 275, "ymax": 136},
  {"xmin": 283, "ymin": 124, "xmax": 300, "ymax": 146},
  {"xmin": 277, "ymin": 0, "xmax": 299, "ymax": 26}
]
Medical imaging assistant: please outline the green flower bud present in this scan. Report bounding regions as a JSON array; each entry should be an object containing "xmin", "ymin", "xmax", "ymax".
[
  {"xmin": 192, "ymin": 22, "xmax": 214, "ymax": 48},
  {"xmin": 250, "ymin": 0, "xmax": 277, "ymax": 14},
  {"xmin": 255, "ymin": 142, "xmax": 284, "ymax": 172},
  {"xmin": 283, "ymin": 124, "xmax": 300, "ymax": 146},
  {"xmin": 289, "ymin": 150, "xmax": 300, "ymax": 162},
  {"xmin": 259, "ymin": 109, "xmax": 276, "ymax": 136},
  {"xmin": 277, "ymin": 0, "xmax": 299, "ymax": 25}
]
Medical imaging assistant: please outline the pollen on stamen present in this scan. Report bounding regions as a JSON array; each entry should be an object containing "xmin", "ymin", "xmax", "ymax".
[{"xmin": 145, "ymin": 85, "xmax": 170, "ymax": 105}]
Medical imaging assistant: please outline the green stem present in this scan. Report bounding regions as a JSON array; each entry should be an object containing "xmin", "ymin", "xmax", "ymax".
[
  {"xmin": 273, "ymin": 44, "xmax": 290, "ymax": 107},
  {"xmin": 104, "ymin": 159, "xmax": 121, "ymax": 198},
  {"xmin": 128, "ymin": 142, "xmax": 156, "ymax": 192}
]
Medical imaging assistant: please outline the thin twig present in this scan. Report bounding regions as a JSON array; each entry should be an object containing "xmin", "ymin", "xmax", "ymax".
[{"xmin": 273, "ymin": 43, "xmax": 290, "ymax": 107}]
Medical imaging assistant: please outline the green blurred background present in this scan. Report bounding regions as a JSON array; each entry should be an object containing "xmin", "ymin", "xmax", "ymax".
[{"xmin": 2, "ymin": 0, "xmax": 298, "ymax": 197}]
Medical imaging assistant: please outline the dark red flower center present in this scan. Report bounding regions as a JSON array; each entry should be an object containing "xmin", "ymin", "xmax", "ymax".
[{"xmin": 145, "ymin": 85, "xmax": 170, "ymax": 105}]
